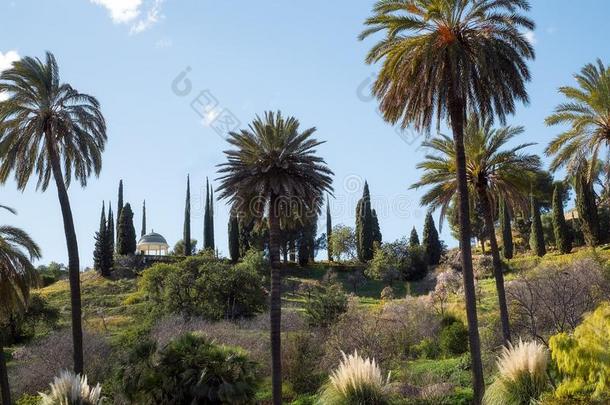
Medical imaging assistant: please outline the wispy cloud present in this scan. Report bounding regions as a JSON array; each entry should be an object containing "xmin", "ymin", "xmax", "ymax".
[
  {"xmin": 0, "ymin": 50, "xmax": 20, "ymax": 101},
  {"xmin": 155, "ymin": 38, "xmax": 173, "ymax": 49},
  {"xmin": 524, "ymin": 30, "xmax": 537, "ymax": 45},
  {"xmin": 90, "ymin": 0, "xmax": 165, "ymax": 34}
]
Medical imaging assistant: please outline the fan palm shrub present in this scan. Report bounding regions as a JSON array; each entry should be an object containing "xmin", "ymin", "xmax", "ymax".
[
  {"xmin": 411, "ymin": 117, "xmax": 540, "ymax": 345},
  {"xmin": 483, "ymin": 339, "xmax": 549, "ymax": 405},
  {"xmin": 0, "ymin": 52, "xmax": 107, "ymax": 373},
  {"xmin": 39, "ymin": 371, "xmax": 103, "ymax": 405},
  {"xmin": 360, "ymin": 2, "xmax": 535, "ymax": 400},
  {"xmin": 0, "ymin": 205, "xmax": 41, "ymax": 405},
  {"xmin": 318, "ymin": 351, "xmax": 390, "ymax": 405},
  {"xmin": 216, "ymin": 111, "xmax": 333, "ymax": 404}
]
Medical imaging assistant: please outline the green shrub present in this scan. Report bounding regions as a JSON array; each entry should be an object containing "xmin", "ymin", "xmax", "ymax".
[
  {"xmin": 303, "ymin": 282, "xmax": 348, "ymax": 328},
  {"xmin": 440, "ymin": 319, "xmax": 468, "ymax": 357},
  {"xmin": 549, "ymin": 302, "xmax": 610, "ymax": 401},
  {"xmin": 118, "ymin": 333, "xmax": 259, "ymax": 404},
  {"xmin": 412, "ymin": 337, "xmax": 441, "ymax": 359},
  {"xmin": 138, "ymin": 256, "xmax": 266, "ymax": 320},
  {"xmin": 283, "ymin": 333, "xmax": 325, "ymax": 394},
  {"xmin": 15, "ymin": 395, "xmax": 42, "ymax": 405}
]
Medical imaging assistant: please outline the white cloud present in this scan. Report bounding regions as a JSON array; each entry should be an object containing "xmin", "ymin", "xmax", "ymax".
[
  {"xmin": 0, "ymin": 50, "xmax": 20, "ymax": 72},
  {"xmin": 524, "ymin": 30, "xmax": 537, "ymax": 45},
  {"xmin": 202, "ymin": 107, "xmax": 222, "ymax": 127},
  {"xmin": 90, "ymin": 0, "xmax": 165, "ymax": 34},
  {"xmin": 0, "ymin": 50, "xmax": 20, "ymax": 101}
]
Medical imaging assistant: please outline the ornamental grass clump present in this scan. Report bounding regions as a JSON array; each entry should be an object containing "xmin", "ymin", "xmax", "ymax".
[
  {"xmin": 318, "ymin": 351, "xmax": 390, "ymax": 405},
  {"xmin": 39, "ymin": 370, "xmax": 103, "ymax": 405},
  {"xmin": 484, "ymin": 339, "xmax": 549, "ymax": 405}
]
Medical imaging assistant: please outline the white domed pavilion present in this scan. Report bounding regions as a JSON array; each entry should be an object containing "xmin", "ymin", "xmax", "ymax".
[{"xmin": 137, "ymin": 231, "xmax": 170, "ymax": 256}]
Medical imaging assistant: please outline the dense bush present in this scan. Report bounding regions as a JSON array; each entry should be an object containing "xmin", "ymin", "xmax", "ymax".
[
  {"xmin": 549, "ymin": 302, "xmax": 610, "ymax": 402},
  {"xmin": 303, "ymin": 282, "xmax": 348, "ymax": 328},
  {"xmin": 507, "ymin": 258, "xmax": 610, "ymax": 342},
  {"xmin": 138, "ymin": 256, "xmax": 266, "ymax": 320},
  {"xmin": 282, "ymin": 332, "xmax": 325, "ymax": 394},
  {"xmin": 5, "ymin": 294, "xmax": 59, "ymax": 345},
  {"xmin": 440, "ymin": 318, "xmax": 469, "ymax": 357},
  {"xmin": 9, "ymin": 330, "xmax": 112, "ymax": 397},
  {"xmin": 366, "ymin": 240, "xmax": 429, "ymax": 283},
  {"xmin": 118, "ymin": 333, "xmax": 259, "ymax": 404}
]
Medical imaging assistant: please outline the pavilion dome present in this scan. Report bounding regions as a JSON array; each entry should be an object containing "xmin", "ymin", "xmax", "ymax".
[{"xmin": 137, "ymin": 230, "xmax": 170, "ymax": 256}]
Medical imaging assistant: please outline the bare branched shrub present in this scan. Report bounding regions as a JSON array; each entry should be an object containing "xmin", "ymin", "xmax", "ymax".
[
  {"xmin": 430, "ymin": 269, "xmax": 463, "ymax": 316},
  {"xmin": 10, "ymin": 330, "xmax": 112, "ymax": 397},
  {"xmin": 323, "ymin": 296, "xmax": 440, "ymax": 369},
  {"xmin": 149, "ymin": 311, "xmax": 306, "ymax": 376},
  {"xmin": 507, "ymin": 258, "xmax": 610, "ymax": 344}
]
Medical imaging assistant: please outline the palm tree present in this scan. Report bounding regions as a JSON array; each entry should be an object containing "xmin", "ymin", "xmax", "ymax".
[
  {"xmin": 0, "ymin": 52, "xmax": 106, "ymax": 374},
  {"xmin": 360, "ymin": 1, "xmax": 534, "ymax": 401},
  {"xmin": 216, "ymin": 111, "xmax": 333, "ymax": 405},
  {"xmin": 0, "ymin": 206, "xmax": 41, "ymax": 405},
  {"xmin": 545, "ymin": 59, "xmax": 610, "ymax": 178},
  {"xmin": 411, "ymin": 117, "xmax": 540, "ymax": 345}
]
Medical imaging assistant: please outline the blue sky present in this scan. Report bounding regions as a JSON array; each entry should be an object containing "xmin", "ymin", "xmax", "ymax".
[{"xmin": 1, "ymin": 0, "xmax": 608, "ymax": 268}]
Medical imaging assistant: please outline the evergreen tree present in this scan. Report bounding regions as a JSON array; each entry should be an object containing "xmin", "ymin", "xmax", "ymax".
[
  {"xmin": 104, "ymin": 205, "xmax": 114, "ymax": 274},
  {"xmin": 203, "ymin": 178, "xmax": 215, "ymax": 250},
  {"xmin": 184, "ymin": 175, "xmax": 192, "ymax": 256},
  {"xmin": 117, "ymin": 203, "xmax": 136, "ymax": 255},
  {"xmin": 529, "ymin": 193, "xmax": 546, "ymax": 257},
  {"xmin": 422, "ymin": 212, "xmax": 442, "ymax": 265},
  {"xmin": 355, "ymin": 181, "xmax": 374, "ymax": 262},
  {"xmin": 93, "ymin": 202, "xmax": 108, "ymax": 275},
  {"xmin": 575, "ymin": 172, "xmax": 599, "ymax": 247},
  {"xmin": 552, "ymin": 184, "xmax": 572, "ymax": 254},
  {"xmin": 499, "ymin": 199, "xmax": 513, "ymax": 259},
  {"xmin": 117, "ymin": 179, "xmax": 123, "ymax": 239},
  {"xmin": 228, "ymin": 212, "xmax": 240, "ymax": 263},
  {"xmin": 107, "ymin": 204, "xmax": 115, "ymax": 253},
  {"xmin": 409, "ymin": 227, "xmax": 420, "ymax": 247},
  {"xmin": 141, "ymin": 200, "xmax": 146, "ymax": 237},
  {"xmin": 372, "ymin": 208, "xmax": 382, "ymax": 246},
  {"xmin": 326, "ymin": 195, "xmax": 333, "ymax": 261}
]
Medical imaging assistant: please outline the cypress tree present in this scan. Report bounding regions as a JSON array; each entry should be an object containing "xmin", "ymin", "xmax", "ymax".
[
  {"xmin": 93, "ymin": 202, "xmax": 108, "ymax": 275},
  {"xmin": 204, "ymin": 178, "xmax": 215, "ymax": 250},
  {"xmin": 356, "ymin": 181, "xmax": 374, "ymax": 262},
  {"xmin": 372, "ymin": 208, "xmax": 382, "ymax": 246},
  {"xmin": 326, "ymin": 195, "xmax": 333, "ymax": 261},
  {"xmin": 529, "ymin": 193, "xmax": 546, "ymax": 257},
  {"xmin": 228, "ymin": 212, "xmax": 240, "ymax": 262},
  {"xmin": 107, "ymin": 204, "xmax": 115, "ymax": 253},
  {"xmin": 575, "ymin": 173, "xmax": 599, "ymax": 247},
  {"xmin": 116, "ymin": 179, "xmax": 123, "ymax": 237},
  {"xmin": 422, "ymin": 212, "xmax": 442, "ymax": 265},
  {"xmin": 117, "ymin": 203, "xmax": 136, "ymax": 255},
  {"xmin": 552, "ymin": 184, "xmax": 572, "ymax": 254},
  {"xmin": 499, "ymin": 199, "xmax": 513, "ymax": 259},
  {"xmin": 210, "ymin": 187, "xmax": 215, "ymax": 249},
  {"xmin": 409, "ymin": 227, "xmax": 420, "ymax": 247},
  {"xmin": 104, "ymin": 205, "xmax": 114, "ymax": 274},
  {"xmin": 141, "ymin": 200, "xmax": 146, "ymax": 237},
  {"xmin": 184, "ymin": 175, "xmax": 192, "ymax": 256}
]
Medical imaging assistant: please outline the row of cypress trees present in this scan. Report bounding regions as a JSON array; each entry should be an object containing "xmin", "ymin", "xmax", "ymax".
[
  {"xmin": 183, "ymin": 175, "xmax": 216, "ymax": 256},
  {"xmin": 355, "ymin": 182, "xmax": 382, "ymax": 262}
]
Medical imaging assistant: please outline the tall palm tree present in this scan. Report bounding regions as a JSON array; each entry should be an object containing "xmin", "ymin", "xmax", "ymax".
[
  {"xmin": 0, "ymin": 206, "xmax": 41, "ymax": 405},
  {"xmin": 216, "ymin": 111, "xmax": 333, "ymax": 405},
  {"xmin": 411, "ymin": 117, "xmax": 540, "ymax": 345},
  {"xmin": 0, "ymin": 52, "xmax": 106, "ymax": 374},
  {"xmin": 360, "ymin": 1, "xmax": 534, "ymax": 401},
  {"xmin": 545, "ymin": 59, "xmax": 610, "ymax": 178}
]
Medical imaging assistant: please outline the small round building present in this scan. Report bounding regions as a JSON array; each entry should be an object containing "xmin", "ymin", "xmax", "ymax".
[{"xmin": 137, "ymin": 231, "xmax": 169, "ymax": 256}]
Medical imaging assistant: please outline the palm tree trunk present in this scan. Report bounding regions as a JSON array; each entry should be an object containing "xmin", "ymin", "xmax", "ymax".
[
  {"xmin": 478, "ymin": 189, "xmax": 512, "ymax": 345},
  {"xmin": 46, "ymin": 137, "xmax": 84, "ymax": 375},
  {"xmin": 448, "ymin": 93, "xmax": 485, "ymax": 404},
  {"xmin": 268, "ymin": 193, "xmax": 282, "ymax": 405},
  {"xmin": 0, "ymin": 341, "xmax": 11, "ymax": 405}
]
